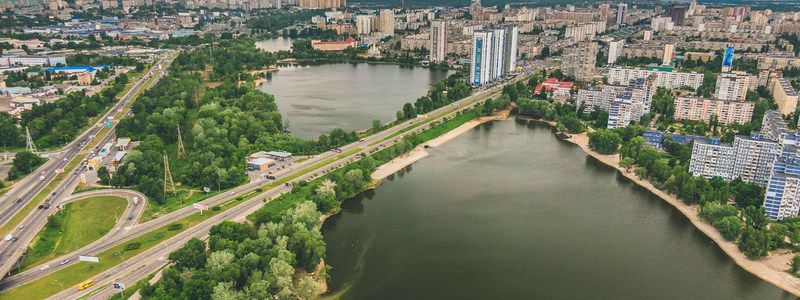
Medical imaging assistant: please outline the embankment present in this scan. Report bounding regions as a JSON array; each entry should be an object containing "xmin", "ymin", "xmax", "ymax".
[{"xmin": 560, "ymin": 130, "xmax": 800, "ymax": 297}]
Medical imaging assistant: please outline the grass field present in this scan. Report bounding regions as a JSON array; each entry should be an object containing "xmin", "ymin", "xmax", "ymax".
[
  {"xmin": 17, "ymin": 196, "xmax": 128, "ymax": 272},
  {"xmin": 0, "ymin": 206, "xmax": 223, "ymax": 300},
  {"xmin": 139, "ymin": 189, "xmax": 220, "ymax": 222}
]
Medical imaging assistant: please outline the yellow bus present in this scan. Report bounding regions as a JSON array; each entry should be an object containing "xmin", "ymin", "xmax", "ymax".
[{"xmin": 76, "ymin": 279, "xmax": 94, "ymax": 291}]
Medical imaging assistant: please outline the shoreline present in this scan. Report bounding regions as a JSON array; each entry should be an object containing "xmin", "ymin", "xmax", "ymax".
[{"xmin": 560, "ymin": 130, "xmax": 800, "ymax": 297}]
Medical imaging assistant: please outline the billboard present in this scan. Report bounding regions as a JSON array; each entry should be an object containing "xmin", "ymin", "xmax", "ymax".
[{"xmin": 722, "ymin": 47, "xmax": 735, "ymax": 67}]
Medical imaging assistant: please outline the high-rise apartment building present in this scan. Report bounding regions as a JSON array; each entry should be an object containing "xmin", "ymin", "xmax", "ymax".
[
  {"xmin": 429, "ymin": 20, "xmax": 447, "ymax": 63},
  {"xmin": 668, "ymin": 4, "xmax": 689, "ymax": 26},
  {"xmin": 608, "ymin": 39, "xmax": 625, "ymax": 65},
  {"xmin": 562, "ymin": 41, "xmax": 597, "ymax": 81},
  {"xmin": 770, "ymin": 78, "xmax": 799, "ymax": 115},
  {"xmin": 662, "ymin": 44, "xmax": 675, "ymax": 65},
  {"xmin": 379, "ymin": 9, "xmax": 395, "ymax": 36},
  {"xmin": 715, "ymin": 72, "xmax": 751, "ymax": 102},
  {"xmin": 608, "ymin": 67, "xmax": 704, "ymax": 90},
  {"xmin": 355, "ymin": 15, "xmax": 372, "ymax": 35},
  {"xmin": 616, "ymin": 2, "xmax": 628, "ymax": 25},
  {"xmin": 298, "ymin": 0, "xmax": 345, "ymax": 8},
  {"xmin": 469, "ymin": 26, "xmax": 518, "ymax": 85},
  {"xmin": 673, "ymin": 96, "xmax": 754, "ymax": 125},
  {"xmin": 689, "ymin": 133, "xmax": 779, "ymax": 186},
  {"xmin": 564, "ymin": 22, "xmax": 606, "ymax": 41},
  {"xmin": 576, "ymin": 77, "xmax": 655, "ymax": 129}
]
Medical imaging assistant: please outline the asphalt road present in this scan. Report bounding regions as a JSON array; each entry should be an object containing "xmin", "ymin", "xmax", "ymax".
[
  {"xmin": 0, "ymin": 51, "xmax": 178, "ymax": 280},
  {"xmin": 42, "ymin": 73, "xmax": 526, "ymax": 300}
]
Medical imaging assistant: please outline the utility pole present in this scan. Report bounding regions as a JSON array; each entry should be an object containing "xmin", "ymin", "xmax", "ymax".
[
  {"xmin": 177, "ymin": 127, "xmax": 186, "ymax": 158},
  {"xmin": 163, "ymin": 152, "xmax": 176, "ymax": 195},
  {"xmin": 25, "ymin": 126, "xmax": 38, "ymax": 153}
]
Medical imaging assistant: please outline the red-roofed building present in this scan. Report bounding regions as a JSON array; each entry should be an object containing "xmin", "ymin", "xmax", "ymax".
[
  {"xmin": 311, "ymin": 38, "xmax": 358, "ymax": 51},
  {"xmin": 535, "ymin": 78, "xmax": 574, "ymax": 102}
]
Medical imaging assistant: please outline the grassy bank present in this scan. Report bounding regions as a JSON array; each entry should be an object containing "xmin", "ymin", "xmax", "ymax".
[
  {"xmin": 16, "ymin": 196, "xmax": 128, "ymax": 272},
  {"xmin": 139, "ymin": 189, "xmax": 220, "ymax": 222}
]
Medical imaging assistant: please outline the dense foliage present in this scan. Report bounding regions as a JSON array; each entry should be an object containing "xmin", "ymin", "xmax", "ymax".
[
  {"xmin": 140, "ymin": 203, "xmax": 325, "ymax": 299},
  {"xmin": 7, "ymin": 151, "xmax": 46, "ymax": 180}
]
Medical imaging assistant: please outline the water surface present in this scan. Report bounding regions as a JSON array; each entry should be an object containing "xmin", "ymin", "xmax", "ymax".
[
  {"xmin": 258, "ymin": 63, "xmax": 450, "ymax": 139},
  {"xmin": 322, "ymin": 120, "xmax": 790, "ymax": 299},
  {"xmin": 255, "ymin": 37, "xmax": 295, "ymax": 52}
]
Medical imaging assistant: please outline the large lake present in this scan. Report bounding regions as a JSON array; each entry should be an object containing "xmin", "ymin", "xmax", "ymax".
[
  {"xmin": 322, "ymin": 120, "xmax": 791, "ymax": 299},
  {"xmin": 258, "ymin": 63, "xmax": 450, "ymax": 139}
]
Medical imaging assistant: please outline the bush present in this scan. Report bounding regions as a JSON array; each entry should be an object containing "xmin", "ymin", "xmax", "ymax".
[
  {"xmin": 255, "ymin": 188, "xmax": 263, "ymax": 193},
  {"xmin": 168, "ymin": 223, "xmax": 183, "ymax": 231},
  {"xmin": 211, "ymin": 205, "xmax": 221, "ymax": 211},
  {"xmin": 699, "ymin": 202, "xmax": 738, "ymax": 224},
  {"xmin": 124, "ymin": 242, "xmax": 142, "ymax": 251}
]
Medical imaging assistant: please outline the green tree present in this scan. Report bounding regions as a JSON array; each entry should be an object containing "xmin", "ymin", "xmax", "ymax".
[
  {"xmin": 168, "ymin": 237, "xmax": 208, "ymax": 270},
  {"xmin": 402, "ymin": 103, "xmax": 416, "ymax": 119},
  {"xmin": 588, "ymin": 129, "xmax": 621, "ymax": 154},
  {"xmin": 97, "ymin": 166, "xmax": 110, "ymax": 185},
  {"xmin": 619, "ymin": 157, "xmax": 635, "ymax": 172},
  {"xmin": 713, "ymin": 216, "xmax": 742, "ymax": 241},
  {"xmin": 738, "ymin": 227, "xmax": 772, "ymax": 259},
  {"xmin": 372, "ymin": 119, "xmax": 382, "ymax": 131},
  {"xmin": 7, "ymin": 151, "xmax": 46, "ymax": 180}
]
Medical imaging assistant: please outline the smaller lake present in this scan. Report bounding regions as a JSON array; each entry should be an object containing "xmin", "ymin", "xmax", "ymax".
[
  {"xmin": 255, "ymin": 37, "xmax": 295, "ymax": 52},
  {"xmin": 258, "ymin": 63, "xmax": 450, "ymax": 139}
]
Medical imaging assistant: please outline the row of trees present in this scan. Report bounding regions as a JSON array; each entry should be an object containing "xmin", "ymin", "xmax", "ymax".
[
  {"xmin": 18, "ymin": 73, "xmax": 130, "ymax": 149},
  {"xmin": 141, "ymin": 202, "xmax": 325, "ymax": 299}
]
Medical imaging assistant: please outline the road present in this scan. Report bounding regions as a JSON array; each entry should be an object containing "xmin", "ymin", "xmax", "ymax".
[
  {"xmin": 42, "ymin": 73, "xmax": 526, "ymax": 300},
  {"xmin": 0, "ymin": 51, "xmax": 178, "ymax": 281}
]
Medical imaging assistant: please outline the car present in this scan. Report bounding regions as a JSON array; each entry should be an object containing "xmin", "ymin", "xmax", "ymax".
[
  {"xmin": 39, "ymin": 265, "xmax": 50, "ymax": 271},
  {"xmin": 16, "ymin": 199, "xmax": 22, "ymax": 203},
  {"xmin": 60, "ymin": 259, "xmax": 70, "ymax": 265},
  {"xmin": 37, "ymin": 205, "xmax": 44, "ymax": 209}
]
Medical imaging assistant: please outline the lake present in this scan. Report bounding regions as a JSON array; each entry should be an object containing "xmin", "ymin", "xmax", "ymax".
[
  {"xmin": 322, "ymin": 119, "xmax": 791, "ymax": 299},
  {"xmin": 255, "ymin": 37, "xmax": 295, "ymax": 52},
  {"xmin": 258, "ymin": 63, "xmax": 450, "ymax": 139}
]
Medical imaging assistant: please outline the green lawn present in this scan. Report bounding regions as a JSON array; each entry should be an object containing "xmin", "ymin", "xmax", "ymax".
[
  {"xmin": 139, "ymin": 189, "xmax": 220, "ymax": 222},
  {"xmin": 17, "ymin": 196, "xmax": 128, "ymax": 272},
  {"xmin": 0, "ymin": 207, "xmax": 224, "ymax": 300}
]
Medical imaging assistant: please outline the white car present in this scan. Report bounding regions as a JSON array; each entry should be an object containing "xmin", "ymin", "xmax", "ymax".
[{"xmin": 39, "ymin": 265, "xmax": 50, "ymax": 271}]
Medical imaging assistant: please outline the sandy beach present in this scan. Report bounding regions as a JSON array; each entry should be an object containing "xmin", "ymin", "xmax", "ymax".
[
  {"xmin": 370, "ymin": 108, "xmax": 512, "ymax": 181},
  {"xmin": 565, "ymin": 132, "xmax": 800, "ymax": 297}
]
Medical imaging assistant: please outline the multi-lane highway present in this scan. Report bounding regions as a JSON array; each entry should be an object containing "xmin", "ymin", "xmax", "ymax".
[
  {"xmin": 0, "ymin": 51, "xmax": 178, "ymax": 280},
  {"xmin": 39, "ymin": 74, "xmax": 526, "ymax": 300}
]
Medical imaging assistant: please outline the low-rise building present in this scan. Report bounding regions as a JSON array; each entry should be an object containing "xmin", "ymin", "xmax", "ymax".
[
  {"xmin": 534, "ymin": 78, "xmax": 573, "ymax": 102},
  {"xmin": 311, "ymin": 38, "xmax": 357, "ymax": 51}
]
